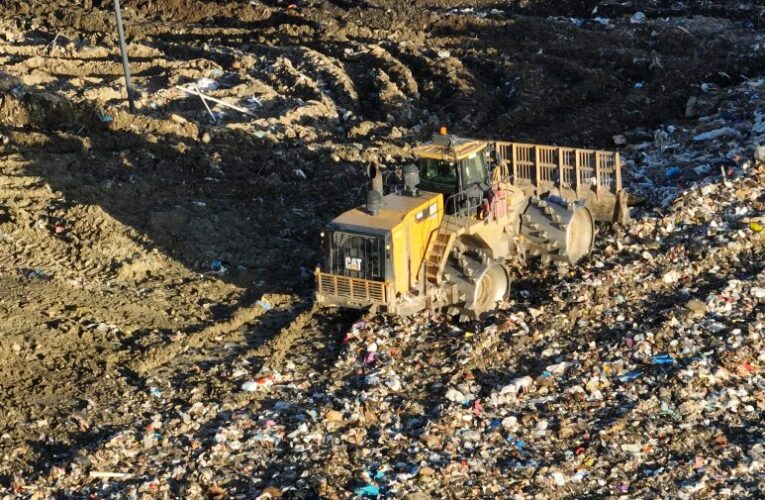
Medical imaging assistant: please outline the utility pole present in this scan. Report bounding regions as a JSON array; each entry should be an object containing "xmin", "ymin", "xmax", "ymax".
[{"xmin": 113, "ymin": 0, "xmax": 136, "ymax": 112}]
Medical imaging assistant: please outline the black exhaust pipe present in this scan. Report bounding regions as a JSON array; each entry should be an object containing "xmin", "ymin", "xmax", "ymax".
[{"xmin": 366, "ymin": 165, "xmax": 383, "ymax": 215}]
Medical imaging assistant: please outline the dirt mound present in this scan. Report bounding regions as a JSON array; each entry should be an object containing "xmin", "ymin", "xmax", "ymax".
[
  {"xmin": 0, "ymin": 90, "xmax": 107, "ymax": 131},
  {"xmin": 512, "ymin": 0, "xmax": 602, "ymax": 16},
  {"xmin": 118, "ymin": 0, "xmax": 272, "ymax": 23}
]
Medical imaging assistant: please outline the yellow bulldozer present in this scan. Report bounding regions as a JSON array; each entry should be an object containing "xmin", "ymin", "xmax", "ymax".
[{"xmin": 315, "ymin": 131, "xmax": 627, "ymax": 318}]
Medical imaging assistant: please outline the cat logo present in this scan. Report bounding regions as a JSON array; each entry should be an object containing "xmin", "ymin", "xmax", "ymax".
[{"xmin": 345, "ymin": 257, "xmax": 362, "ymax": 271}]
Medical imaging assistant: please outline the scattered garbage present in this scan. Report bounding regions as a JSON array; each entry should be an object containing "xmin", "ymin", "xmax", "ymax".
[
  {"xmin": 256, "ymin": 299, "xmax": 273, "ymax": 311},
  {"xmin": 41, "ymin": 72, "xmax": 758, "ymax": 499},
  {"xmin": 2, "ymin": 2, "xmax": 765, "ymax": 499},
  {"xmin": 20, "ymin": 268, "xmax": 52, "ymax": 281},
  {"xmin": 616, "ymin": 370, "xmax": 642, "ymax": 382},
  {"xmin": 692, "ymin": 127, "xmax": 739, "ymax": 142},
  {"xmin": 755, "ymin": 144, "xmax": 765, "ymax": 161},
  {"xmin": 241, "ymin": 381, "xmax": 260, "ymax": 391},
  {"xmin": 664, "ymin": 166, "xmax": 681, "ymax": 179},
  {"xmin": 354, "ymin": 485, "xmax": 380, "ymax": 497},
  {"xmin": 630, "ymin": 12, "xmax": 646, "ymax": 24},
  {"xmin": 195, "ymin": 77, "xmax": 220, "ymax": 92},
  {"xmin": 652, "ymin": 354, "xmax": 675, "ymax": 365},
  {"xmin": 241, "ymin": 376, "xmax": 274, "ymax": 392},
  {"xmin": 209, "ymin": 259, "xmax": 228, "ymax": 275}
]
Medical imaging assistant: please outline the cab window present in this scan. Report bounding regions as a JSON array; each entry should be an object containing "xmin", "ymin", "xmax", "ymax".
[
  {"xmin": 419, "ymin": 158, "xmax": 458, "ymax": 186},
  {"xmin": 461, "ymin": 153, "xmax": 487, "ymax": 186}
]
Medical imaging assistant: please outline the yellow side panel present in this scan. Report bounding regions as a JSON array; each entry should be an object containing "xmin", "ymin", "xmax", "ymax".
[
  {"xmin": 389, "ymin": 193, "xmax": 444, "ymax": 295},
  {"xmin": 391, "ymin": 226, "xmax": 409, "ymax": 295},
  {"xmin": 405, "ymin": 195, "xmax": 444, "ymax": 290}
]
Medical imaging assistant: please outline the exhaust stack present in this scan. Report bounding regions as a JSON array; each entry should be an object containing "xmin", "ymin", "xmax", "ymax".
[{"xmin": 366, "ymin": 165, "xmax": 384, "ymax": 215}]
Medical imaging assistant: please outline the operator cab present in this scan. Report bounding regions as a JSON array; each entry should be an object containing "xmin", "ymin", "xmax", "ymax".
[{"xmin": 412, "ymin": 132, "xmax": 492, "ymax": 217}]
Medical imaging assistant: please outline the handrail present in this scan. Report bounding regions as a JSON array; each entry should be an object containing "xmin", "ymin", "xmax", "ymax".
[{"xmin": 445, "ymin": 188, "xmax": 483, "ymax": 220}]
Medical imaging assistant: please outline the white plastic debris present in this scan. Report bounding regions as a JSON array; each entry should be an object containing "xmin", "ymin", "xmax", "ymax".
[
  {"xmin": 663, "ymin": 270, "xmax": 681, "ymax": 284},
  {"xmin": 445, "ymin": 388, "xmax": 465, "ymax": 402},
  {"xmin": 241, "ymin": 381, "xmax": 260, "ymax": 392},
  {"xmin": 692, "ymin": 127, "xmax": 739, "ymax": 142},
  {"xmin": 500, "ymin": 376, "xmax": 534, "ymax": 395},
  {"xmin": 195, "ymin": 77, "xmax": 219, "ymax": 91},
  {"xmin": 550, "ymin": 471, "xmax": 566, "ymax": 486}
]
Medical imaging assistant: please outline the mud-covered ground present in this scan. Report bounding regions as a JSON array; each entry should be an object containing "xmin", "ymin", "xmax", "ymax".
[{"xmin": 1, "ymin": 0, "xmax": 764, "ymax": 497}]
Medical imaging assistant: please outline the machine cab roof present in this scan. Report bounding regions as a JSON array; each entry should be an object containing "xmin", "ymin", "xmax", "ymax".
[{"xmin": 411, "ymin": 134, "xmax": 488, "ymax": 162}]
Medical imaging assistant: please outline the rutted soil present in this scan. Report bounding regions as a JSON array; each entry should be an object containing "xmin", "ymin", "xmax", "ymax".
[{"xmin": 0, "ymin": 0, "xmax": 764, "ymax": 495}]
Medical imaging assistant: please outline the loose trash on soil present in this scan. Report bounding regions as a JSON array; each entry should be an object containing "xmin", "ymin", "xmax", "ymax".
[{"xmin": 0, "ymin": 0, "xmax": 765, "ymax": 498}]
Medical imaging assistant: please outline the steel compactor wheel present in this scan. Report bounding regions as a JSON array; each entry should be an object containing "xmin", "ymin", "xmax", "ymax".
[{"xmin": 520, "ymin": 196, "xmax": 594, "ymax": 266}]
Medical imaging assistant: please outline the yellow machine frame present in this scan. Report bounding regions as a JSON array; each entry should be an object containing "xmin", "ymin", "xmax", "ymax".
[{"xmin": 315, "ymin": 134, "xmax": 625, "ymax": 316}]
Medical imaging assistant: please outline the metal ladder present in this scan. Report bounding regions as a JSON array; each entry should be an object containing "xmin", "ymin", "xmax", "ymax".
[{"xmin": 423, "ymin": 228, "xmax": 456, "ymax": 285}]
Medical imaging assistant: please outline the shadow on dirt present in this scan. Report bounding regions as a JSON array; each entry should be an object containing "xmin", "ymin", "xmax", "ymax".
[
  {"xmin": 0, "ymin": 83, "xmax": 371, "ymax": 481},
  {"xmin": 81, "ymin": 2, "xmax": 765, "ymax": 149},
  {"xmin": 428, "ymin": 11, "xmax": 765, "ymax": 144},
  {"xmin": 1, "ymin": 86, "xmax": 365, "ymax": 289}
]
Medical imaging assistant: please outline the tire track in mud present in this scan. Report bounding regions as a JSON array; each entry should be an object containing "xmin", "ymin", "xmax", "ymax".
[
  {"xmin": 131, "ymin": 305, "xmax": 362, "ymax": 496},
  {"xmin": 21, "ymin": 300, "xmax": 347, "ymax": 484},
  {"xmin": 130, "ymin": 300, "xmax": 289, "ymax": 375},
  {"xmin": 3, "ymin": 13, "xmax": 438, "ymax": 130},
  {"xmin": 12, "ymin": 0, "xmax": 759, "ymax": 150},
  {"xmin": 0, "ymin": 289, "xmax": 320, "ymax": 477},
  {"xmin": 295, "ymin": 47, "xmax": 360, "ymax": 112}
]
